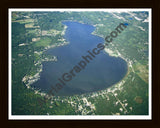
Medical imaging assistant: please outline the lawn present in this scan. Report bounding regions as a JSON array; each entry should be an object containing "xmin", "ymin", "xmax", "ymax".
[{"xmin": 34, "ymin": 37, "xmax": 52, "ymax": 47}]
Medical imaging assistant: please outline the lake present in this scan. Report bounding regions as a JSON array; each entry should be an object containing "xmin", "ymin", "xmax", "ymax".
[{"xmin": 32, "ymin": 21, "xmax": 128, "ymax": 96}]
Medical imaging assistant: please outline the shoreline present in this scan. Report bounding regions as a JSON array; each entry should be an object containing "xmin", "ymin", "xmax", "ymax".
[
  {"xmin": 20, "ymin": 20, "xmax": 132, "ymax": 115},
  {"xmin": 23, "ymin": 20, "xmax": 130, "ymax": 102},
  {"xmin": 83, "ymin": 47, "xmax": 130, "ymax": 99},
  {"xmin": 103, "ymin": 47, "xmax": 130, "ymax": 86},
  {"xmin": 22, "ymin": 24, "xmax": 69, "ymax": 91}
]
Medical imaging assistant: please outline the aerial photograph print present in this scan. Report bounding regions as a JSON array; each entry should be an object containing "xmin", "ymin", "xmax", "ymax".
[{"xmin": 9, "ymin": 9, "xmax": 151, "ymax": 119}]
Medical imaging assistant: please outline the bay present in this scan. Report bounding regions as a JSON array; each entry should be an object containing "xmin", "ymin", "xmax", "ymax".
[{"xmin": 32, "ymin": 21, "xmax": 128, "ymax": 96}]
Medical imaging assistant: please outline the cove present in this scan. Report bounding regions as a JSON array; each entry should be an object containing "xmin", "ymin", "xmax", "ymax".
[{"xmin": 31, "ymin": 21, "xmax": 128, "ymax": 96}]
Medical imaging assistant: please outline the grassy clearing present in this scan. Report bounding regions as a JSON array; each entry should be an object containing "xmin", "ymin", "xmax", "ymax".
[
  {"xmin": 134, "ymin": 62, "xmax": 148, "ymax": 83},
  {"xmin": 25, "ymin": 23, "xmax": 35, "ymax": 28},
  {"xmin": 14, "ymin": 19, "xmax": 35, "ymax": 24},
  {"xmin": 34, "ymin": 37, "xmax": 52, "ymax": 47},
  {"xmin": 25, "ymin": 23, "xmax": 40, "ymax": 28}
]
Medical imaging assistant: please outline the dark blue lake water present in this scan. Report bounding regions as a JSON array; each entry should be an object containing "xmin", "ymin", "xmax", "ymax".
[{"xmin": 32, "ymin": 21, "xmax": 128, "ymax": 96}]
